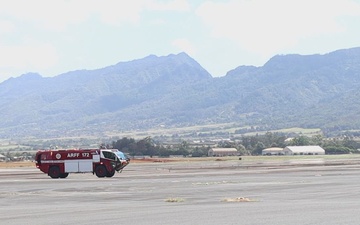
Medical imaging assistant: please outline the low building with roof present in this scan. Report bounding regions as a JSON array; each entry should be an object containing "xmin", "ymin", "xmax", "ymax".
[
  {"xmin": 283, "ymin": 146, "xmax": 325, "ymax": 155},
  {"xmin": 208, "ymin": 148, "xmax": 238, "ymax": 157},
  {"xmin": 262, "ymin": 147, "xmax": 284, "ymax": 155}
]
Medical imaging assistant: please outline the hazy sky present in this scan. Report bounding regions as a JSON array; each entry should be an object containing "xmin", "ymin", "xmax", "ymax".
[{"xmin": 1, "ymin": 0, "xmax": 360, "ymax": 82}]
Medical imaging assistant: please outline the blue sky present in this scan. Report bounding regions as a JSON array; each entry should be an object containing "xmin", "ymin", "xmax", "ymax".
[{"xmin": 1, "ymin": 0, "xmax": 360, "ymax": 82}]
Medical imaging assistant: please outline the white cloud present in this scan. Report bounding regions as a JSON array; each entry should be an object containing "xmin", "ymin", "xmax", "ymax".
[
  {"xmin": 0, "ymin": 43, "xmax": 58, "ymax": 72},
  {"xmin": 0, "ymin": 0, "xmax": 91, "ymax": 31},
  {"xmin": 172, "ymin": 38, "xmax": 196, "ymax": 55},
  {"xmin": 0, "ymin": 0, "xmax": 148, "ymax": 31},
  {"xmin": 94, "ymin": 1, "xmax": 147, "ymax": 25},
  {"xmin": 0, "ymin": 20, "xmax": 15, "ymax": 34},
  {"xmin": 0, "ymin": 0, "xmax": 191, "ymax": 31},
  {"xmin": 95, "ymin": 0, "xmax": 191, "ymax": 25},
  {"xmin": 147, "ymin": 0, "xmax": 191, "ymax": 11},
  {"xmin": 0, "ymin": 0, "xmax": 194, "ymax": 81},
  {"xmin": 1, "ymin": 0, "xmax": 359, "ymax": 81},
  {"xmin": 196, "ymin": 0, "xmax": 360, "ymax": 58}
]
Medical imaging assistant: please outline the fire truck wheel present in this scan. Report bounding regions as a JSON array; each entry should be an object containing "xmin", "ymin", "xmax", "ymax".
[
  {"xmin": 48, "ymin": 166, "xmax": 60, "ymax": 179},
  {"xmin": 95, "ymin": 165, "xmax": 107, "ymax": 178},
  {"xmin": 60, "ymin": 173, "xmax": 69, "ymax": 178},
  {"xmin": 106, "ymin": 170, "xmax": 115, "ymax": 177}
]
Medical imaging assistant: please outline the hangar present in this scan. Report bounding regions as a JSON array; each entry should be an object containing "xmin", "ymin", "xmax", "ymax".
[
  {"xmin": 208, "ymin": 148, "xmax": 238, "ymax": 157},
  {"xmin": 283, "ymin": 146, "xmax": 325, "ymax": 155},
  {"xmin": 262, "ymin": 147, "xmax": 284, "ymax": 155}
]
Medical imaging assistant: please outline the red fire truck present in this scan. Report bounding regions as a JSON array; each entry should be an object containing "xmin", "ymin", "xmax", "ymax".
[{"xmin": 35, "ymin": 148, "xmax": 130, "ymax": 178}]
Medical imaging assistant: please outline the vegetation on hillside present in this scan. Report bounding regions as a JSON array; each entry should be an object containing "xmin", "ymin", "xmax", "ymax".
[{"xmin": 1, "ymin": 48, "xmax": 360, "ymax": 139}]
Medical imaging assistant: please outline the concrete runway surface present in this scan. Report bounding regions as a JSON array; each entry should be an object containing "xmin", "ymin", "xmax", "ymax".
[{"xmin": 1, "ymin": 159, "xmax": 360, "ymax": 225}]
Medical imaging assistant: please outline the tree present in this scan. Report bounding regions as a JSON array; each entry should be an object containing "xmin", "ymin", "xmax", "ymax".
[
  {"xmin": 191, "ymin": 147, "xmax": 209, "ymax": 157},
  {"xmin": 253, "ymin": 142, "xmax": 265, "ymax": 155},
  {"xmin": 289, "ymin": 136, "xmax": 310, "ymax": 146},
  {"xmin": 311, "ymin": 134, "xmax": 324, "ymax": 146},
  {"xmin": 112, "ymin": 137, "xmax": 136, "ymax": 152},
  {"xmin": 325, "ymin": 146, "xmax": 351, "ymax": 154},
  {"xmin": 342, "ymin": 136, "xmax": 359, "ymax": 150}
]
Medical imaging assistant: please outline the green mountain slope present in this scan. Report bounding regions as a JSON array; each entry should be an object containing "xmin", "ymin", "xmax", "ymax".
[{"xmin": 1, "ymin": 48, "xmax": 360, "ymax": 138}]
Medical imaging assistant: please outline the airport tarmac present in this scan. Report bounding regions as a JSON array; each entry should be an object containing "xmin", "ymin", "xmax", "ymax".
[{"xmin": 1, "ymin": 159, "xmax": 360, "ymax": 225}]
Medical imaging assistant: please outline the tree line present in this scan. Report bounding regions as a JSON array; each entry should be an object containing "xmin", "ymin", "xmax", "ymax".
[
  {"xmin": 111, "ymin": 137, "xmax": 210, "ymax": 157},
  {"xmin": 110, "ymin": 132, "xmax": 360, "ymax": 157}
]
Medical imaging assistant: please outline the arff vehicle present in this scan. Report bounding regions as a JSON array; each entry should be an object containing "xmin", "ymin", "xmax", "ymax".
[{"xmin": 35, "ymin": 148, "xmax": 130, "ymax": 178}]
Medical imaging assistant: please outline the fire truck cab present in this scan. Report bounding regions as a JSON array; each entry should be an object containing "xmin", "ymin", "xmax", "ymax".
[{"xmin": 35, "ymin": 148, "xmax": 130, "ymax": 179}]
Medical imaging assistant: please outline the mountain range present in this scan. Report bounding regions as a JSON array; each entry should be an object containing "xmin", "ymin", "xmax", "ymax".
[{"xmin": 1, "ymin": 47, "xmax": 360, "ymax": 139}]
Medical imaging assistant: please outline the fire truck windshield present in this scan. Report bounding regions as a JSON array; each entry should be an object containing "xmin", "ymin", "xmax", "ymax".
[
  {"xmin": 115, "ymin": 151, "xmax": 127, "ymax": 160},
  {"xmin": 115, "ymin": 152, "xmax": 126, "ymax": 159}
]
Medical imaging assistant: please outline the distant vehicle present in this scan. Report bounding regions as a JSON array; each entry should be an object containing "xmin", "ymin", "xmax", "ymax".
[{"xmin": 35, "ymin": 148, "xmax": 130, "ymax": 178}]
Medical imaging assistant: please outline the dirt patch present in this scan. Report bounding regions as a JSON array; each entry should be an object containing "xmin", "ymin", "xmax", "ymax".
[
  {"xmin": 0, "ymin": 161, "xmax": 34, "ymax": 168},
  {"xmin": 164, "ymin": 197, "xmax": 185, "ymax": 203},
  {"xmin": 222, "ymin": 197, "xmax": 256, "ymax": 202},
  {"xmin": 131, "ymin": 158, "xmax": 173, "ymax": 163}
]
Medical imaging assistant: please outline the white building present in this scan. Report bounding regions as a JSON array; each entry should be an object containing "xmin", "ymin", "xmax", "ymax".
[
  {"xmin": 262, "ymin": 147, "xmax": 284, "ymax": 155},
  {"xmin": 283, "ymin": 146, "xmax": 325, "ymax": 155},
  {"xmin": 208, "ymin": 148, "xmax": 238, "ymax": 157}
]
